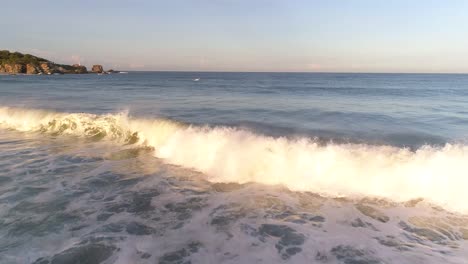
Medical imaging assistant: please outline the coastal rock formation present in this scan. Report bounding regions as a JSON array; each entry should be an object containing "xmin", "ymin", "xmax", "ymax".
[
  {"xmin": 72, "ymin": 64, "xmax": 88, "ymax": 74},
  {"xmin": 40, "ymin": 63, "xmax": 53, "ymax": 74},
  {"xmin": 0, "ymin": 50, "xmax": 91, "ymax": 75},
  {"xmin": 14, "ymin": 64, "xmax": 25, "ymax": 73},
  {"xmin": 3, "ymin": 64, "xmax": 13, "ymax": 73},
  {"xmin": 92, "ymin": 65, "xmax": 104, "ymax": 73},
  {"xmin": 1, "ymin": 64, "xmax": 26, "ymax": 74},
  {"xmin": 26, "ymin": 64, "xmax": 39, "ymax": 74}
]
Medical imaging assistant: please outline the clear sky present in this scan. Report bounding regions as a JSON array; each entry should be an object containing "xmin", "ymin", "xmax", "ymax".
[{"xmin": 2, "ymin": 0, "xmax": 468, "ymax": 73}]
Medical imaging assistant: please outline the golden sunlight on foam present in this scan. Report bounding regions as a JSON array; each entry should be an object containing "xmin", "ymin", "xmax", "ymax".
[{"xmin": 1, "ymin": 106, "xmax": 468, "ymax": 213}]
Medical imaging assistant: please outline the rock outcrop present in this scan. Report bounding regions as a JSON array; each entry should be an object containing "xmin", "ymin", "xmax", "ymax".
[
  {"xmin": 0, "ymin": 62, "xmax": 89, "ymax": 75},
  {"xmin": 26, "ymin": 64, "xmax": 39, "ymax": 74},
  {"xmin": 92, "ymin": 65, "xmax": 104, "ymax": 73},
  {"xmin": 72, "ymin": 64, "xmax": 88, "ymax": 74},
  {"xmin": 40, "ymin": 63, "xmax": 53, "ymax": 74},
  {"xmin": 1, "ymin": 64, "xmax": 26, "ymax": 74},
  {"xmin": 0, "ymin": 50, "xmax": 93, "ymax": 75},
  {"xmin": 4, "ymin": 64, "xmax": 14, "ymax": 73}
]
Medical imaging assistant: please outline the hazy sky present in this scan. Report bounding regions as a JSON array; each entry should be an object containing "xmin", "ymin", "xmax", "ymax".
[{"xmin": 2, "ymin": 0, "xmax": 468, "ymax": 72}]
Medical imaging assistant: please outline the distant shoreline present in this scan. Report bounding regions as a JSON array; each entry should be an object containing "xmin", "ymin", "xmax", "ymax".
[{"xmin": 0, "ymin": 50, "xmax": 119, "ymax": 75}]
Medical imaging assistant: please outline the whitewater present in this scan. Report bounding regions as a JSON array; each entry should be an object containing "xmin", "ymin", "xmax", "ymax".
[{"xmin": 1, "ymin": 106, "xmax": 468, "ymax": 213}]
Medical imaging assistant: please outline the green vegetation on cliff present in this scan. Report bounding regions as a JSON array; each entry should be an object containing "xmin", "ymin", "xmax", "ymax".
[
  {"xmin": 0, "ymin": 50, "xmax": 89, "ymax": 74},
  {"xmin": 0, "ymin": 50, "xmax": 49, "ymax": 66}
]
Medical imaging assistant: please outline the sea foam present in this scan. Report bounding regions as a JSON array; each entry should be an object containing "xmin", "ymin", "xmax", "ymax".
[{"xmin": 1, "ymin": 106, "xmax": 468, "ymax": 213}]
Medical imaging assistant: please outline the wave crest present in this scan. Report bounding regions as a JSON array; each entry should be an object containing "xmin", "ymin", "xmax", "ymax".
[{"xmin": 1, "ymin": 106, "xmax": 468, "ymax": 213}]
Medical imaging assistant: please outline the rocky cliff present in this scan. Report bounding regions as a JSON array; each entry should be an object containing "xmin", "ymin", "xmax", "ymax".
[
  {"xmin": 91, "ymin": 65, "xmax": 104, "ymax": 73},
  {"xmin": 0, "ymin": 50, "xmax": 91, "ymax": 75}
]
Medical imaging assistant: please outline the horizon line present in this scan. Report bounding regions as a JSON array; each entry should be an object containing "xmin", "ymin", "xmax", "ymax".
[{"xmin": 117, "ymin": 70, "xmax": 468, "ymax": 75}]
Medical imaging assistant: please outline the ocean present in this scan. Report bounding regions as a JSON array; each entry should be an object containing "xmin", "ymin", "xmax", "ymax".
[{"xmin": 0, "ymin": 72, "xmax": 467, "ymax": 263}]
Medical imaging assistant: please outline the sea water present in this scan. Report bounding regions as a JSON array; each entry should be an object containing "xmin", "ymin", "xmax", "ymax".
[{"xmin": 0, "ymin": 72, "xmax": 467, "ymax": 263}]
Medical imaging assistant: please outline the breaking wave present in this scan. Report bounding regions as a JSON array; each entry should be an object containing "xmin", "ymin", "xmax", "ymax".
[{"xmin": 1, "ymin": 106, "xmax": 468, "ymax": 213}]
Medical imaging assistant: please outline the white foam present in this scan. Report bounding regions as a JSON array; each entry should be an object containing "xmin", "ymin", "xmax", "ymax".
[{"xmin": 1, "ymin": 106, "xmax": 468, "ymax": 213}]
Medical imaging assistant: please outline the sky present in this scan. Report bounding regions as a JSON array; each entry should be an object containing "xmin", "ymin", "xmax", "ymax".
[{"xmin": 1, "ymin": 0, "xmax": 468, "ymax": 73}]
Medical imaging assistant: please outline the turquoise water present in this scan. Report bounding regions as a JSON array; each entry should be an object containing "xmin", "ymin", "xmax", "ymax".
[{"xmin": 0, "ymin": 72, "xmax": 467, "ymax": 263}]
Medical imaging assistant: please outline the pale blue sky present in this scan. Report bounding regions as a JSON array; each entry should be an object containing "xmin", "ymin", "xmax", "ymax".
[{"xmin": 2, "ymin": 0, "xmax": 468, "ymax": 72}]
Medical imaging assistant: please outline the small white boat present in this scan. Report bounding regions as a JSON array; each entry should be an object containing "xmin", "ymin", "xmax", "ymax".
[{"xmin": 193, "ymin": 78, "xmax": 200, "ymax": 81}]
